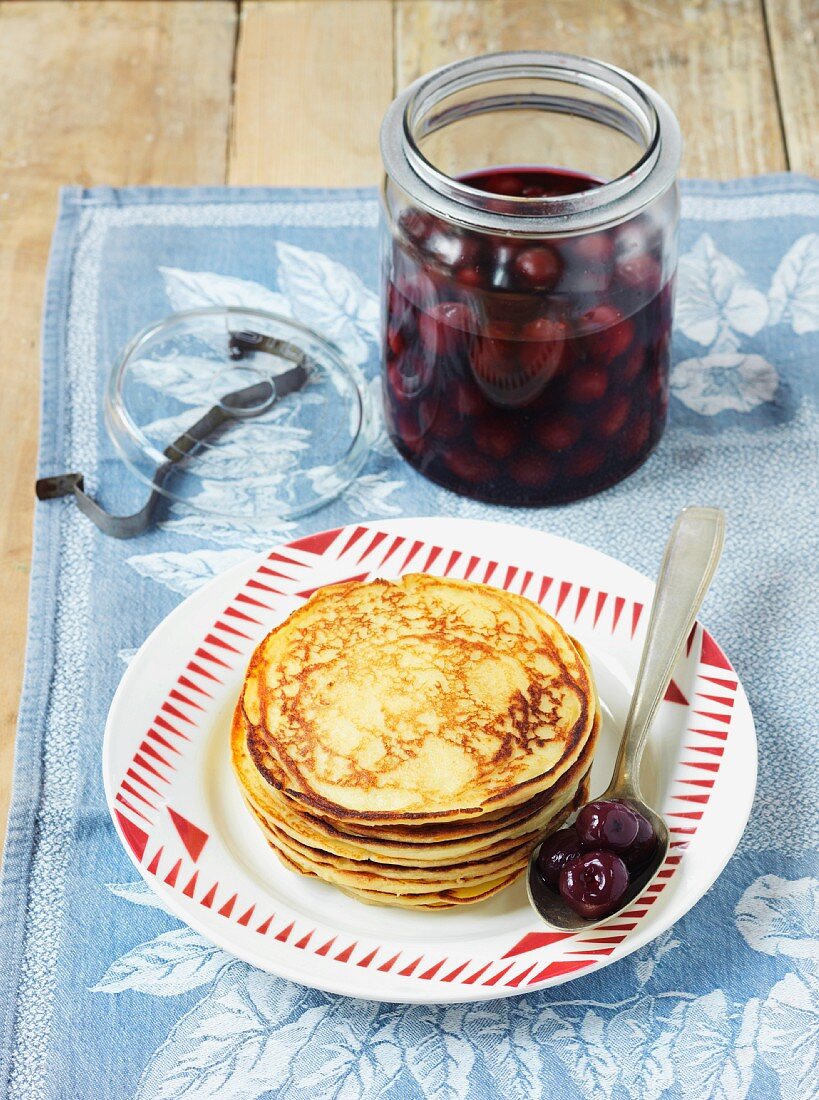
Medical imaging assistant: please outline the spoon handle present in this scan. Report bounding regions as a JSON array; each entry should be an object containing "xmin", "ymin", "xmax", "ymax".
[{"xmin": 609, "ymin": 506, "xmax": 725, "ymax": 799}]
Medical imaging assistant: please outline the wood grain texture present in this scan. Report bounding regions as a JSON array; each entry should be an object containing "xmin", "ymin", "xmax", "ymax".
[
  {"xmin": 0, "ymin": 0, "xmax": 236, "ymax": 849},
  {"xmin": 765, "ymin": 0, "xmax": 819, "ymax": 175},
  {"xmin": 396, "ymin": 0, "xmax": 788, "ymax": 178},
  {"xmin": 229, "ymin": 0, "xmax": 394, "ymax": 185}
]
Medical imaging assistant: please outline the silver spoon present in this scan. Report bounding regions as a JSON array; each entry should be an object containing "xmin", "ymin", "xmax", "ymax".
[{"xmin": 527, "ymin": 505, "xmax": 725, "ymax": 930}]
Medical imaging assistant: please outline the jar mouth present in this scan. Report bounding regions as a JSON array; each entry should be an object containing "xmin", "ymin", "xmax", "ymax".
[{"xmin": 382, "ymin": 51, "xmax": 682, "ymax": 235}]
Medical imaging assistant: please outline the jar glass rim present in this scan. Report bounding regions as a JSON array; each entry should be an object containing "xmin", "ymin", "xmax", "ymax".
[{"xmin": 381, "ymin": 51, "xmax": 682, "ymax": 235}]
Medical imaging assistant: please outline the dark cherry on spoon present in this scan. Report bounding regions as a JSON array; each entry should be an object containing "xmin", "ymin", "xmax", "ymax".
[{"xmin": 527, "ymin": 506, "xmax": 725, "ymax": 930}]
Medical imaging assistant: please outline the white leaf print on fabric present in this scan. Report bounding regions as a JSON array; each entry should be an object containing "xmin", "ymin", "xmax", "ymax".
[
  {"xmin": 339, "ymin": 472, "xmax": 405, "ymax": 517},
  {"xmin": 675, "ymin": 234, "xmax": 769, "ymax": 350},
  {"xmin": 191, "ymin": 477, "xmax": 291, "ymax": 518},
  {"xmin": 757, "ymin": 972, "xmax": 819, "ymax": 1100},
  {"xmin": 534, "ymin": 1006, "xmax": 619, "ymax": 1098},
  {"xmin": 127, "ymin": 549, "xmax": 254, "ymax": 596},
  {"xmin": 284, "ymin": 1000, "xmax": 388, "ymax": 1100},
  {"xmin": 96, "ymin": 869, "xmax": 808, "ymax": 1100},
  {"xmin": 399, "ymin": 1006, "xmax": 475, "ymax": 1100},
  {"xmin": 735, "ymin": 875, "xmax": 819, "ymax": 963},
  {"xmin": 130, "ymin": 355, "xmax": 220, "ymax": 407},
  {"xmin": 106, "ymin": 881, "xmax": 171, "ymax": 913},
  {"xmin": 606, "ymin": 998, "xmax": 677, "ymax": 1100},
  {"xmin": 276, "ymin": 242, "xmax": 379, "ymax": 365},
  {"xmin": 117, "ymin": 648, "xmax": 138, "ymax": 666},
  {"xmin": 135, "ymin": 970, "xmax": 313, "ymax": 1100},
  {"xmin": 159, "ymin": 266, "xmax": 293, "ymax": 318},
  {"xmin": 662, "ymin": 990, "xmax": 759, "ymax": 1100},
  {"xmin": 768, "ymin": 233, "xmax": 819, "ymax": 334},
  {"xmin": 635, "ymin": 930, "xmax": 683, "ymax": 987},
  {"xmin": 160, "ymin": 512, "xmax": 297, "ymax": 551},
  {"xmin": 671, "ymin": 353, "xmax": 779, "ymax": 414},
  {"xmin": 306, "ymin": 468, "xmax": 405, "ymax": 517},
  {"xmin": 91, "ymin": 927, "xmax": 235, "ymax": 996},
  {"xmin": 191, "ymin": 425, "xmax": 311, "ymax": 484},
  {"xmin": 463, "ymin": 1003, "xmax": 543, "ymax": 1100},
  {"xmin": 141, "ymin": 406, "xmax": 213, "ymax": 452}
]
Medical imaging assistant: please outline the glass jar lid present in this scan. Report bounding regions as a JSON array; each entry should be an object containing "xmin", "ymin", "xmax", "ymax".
[{"xmin": 105, "ymin": 307, "xmax": 372, "ymax": 523}]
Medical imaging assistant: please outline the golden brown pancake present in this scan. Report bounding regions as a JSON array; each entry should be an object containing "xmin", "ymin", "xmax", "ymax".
[
  {"xmin": 232, "ymin": 574, "xmax": 599, "ymax": 908},
  {"xmin": 242, "ymin": 574, "xmax": 595, "ymax": 821},
  {"xmin": 233, "ymin": 702, "xmax": 598, "ymax": 865}
]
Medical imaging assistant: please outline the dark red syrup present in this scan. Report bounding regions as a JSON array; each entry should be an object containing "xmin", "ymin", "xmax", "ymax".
[{"xmin": 383, "ymin": 166, "xmax": 673, "ymax": 505}]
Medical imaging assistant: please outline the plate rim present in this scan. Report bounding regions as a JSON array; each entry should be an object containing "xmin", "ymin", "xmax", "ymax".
[{"xmin": 103, "ymin": 515, "xmax": 757, "ymax": 1003}]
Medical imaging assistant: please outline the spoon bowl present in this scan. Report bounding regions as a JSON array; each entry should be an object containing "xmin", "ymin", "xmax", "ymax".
[
  {"xmin": 527, "ymin": 506, "xmax": 725, "ymax": 930},
  {"xmin": 526, "ymin": 798, "xmax": 670, "ymax": 932}
]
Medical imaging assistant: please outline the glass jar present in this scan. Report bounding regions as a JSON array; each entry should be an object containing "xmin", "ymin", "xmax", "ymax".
[{"xmin": 379, "ymin": 52, "xmax": 682, "ymax": 504}]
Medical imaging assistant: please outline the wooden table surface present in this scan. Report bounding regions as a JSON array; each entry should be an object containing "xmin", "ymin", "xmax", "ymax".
[{"xmin": 0, "ymin": 0, "xmax": 815, "ymax": 846}]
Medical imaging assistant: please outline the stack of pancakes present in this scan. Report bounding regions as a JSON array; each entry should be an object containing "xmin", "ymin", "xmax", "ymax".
[{"xmin": 232, "ymin": 573, "xmax": 599, "ymax": 909}]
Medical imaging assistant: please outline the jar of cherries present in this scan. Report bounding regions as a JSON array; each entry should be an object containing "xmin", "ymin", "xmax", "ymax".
[{"xmin": 379, "ymin": 52, "xmax": 682, "ymax": 504}]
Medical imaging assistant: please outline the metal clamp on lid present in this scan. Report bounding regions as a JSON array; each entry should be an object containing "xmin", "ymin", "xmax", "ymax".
[{"xmin": 36, "ymin": 333, "xmax": 309, "ymax": 539}]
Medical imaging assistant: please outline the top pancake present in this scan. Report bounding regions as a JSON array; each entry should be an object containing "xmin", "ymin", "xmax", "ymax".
[{"xmin": 242, "ymin": 573, "xmax": 595, "ymax": 822}]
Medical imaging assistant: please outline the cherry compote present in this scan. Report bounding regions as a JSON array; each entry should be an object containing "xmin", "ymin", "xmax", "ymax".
[
  {"xmin": 535, "ymin": 800, "xmax": 658, "ymax": 921},
  {"xmin": 535, "ymin": 827, "xmax": 585, "ymax": 890},
  {"xmin": 383, "ymin": 167, "xmax": 673, "ymax": 504},
  {"xmin": 559, "ymin": 850, "xmax": 630, "ymax": 920}
]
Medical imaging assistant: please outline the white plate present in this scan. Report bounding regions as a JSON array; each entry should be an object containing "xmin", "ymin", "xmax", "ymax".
[{"xmin": 104, "ymin": 517, "xmax": 756, "ymax": 1003}]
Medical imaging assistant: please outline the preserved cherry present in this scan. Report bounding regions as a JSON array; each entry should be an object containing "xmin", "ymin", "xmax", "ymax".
[
  {"xmin": 535, "ymin": 798, "xmax": 659, "ymax": 921},
  {"xmin": 576, "ymin": 799, "xmax": 640, "ymax": 853},
  {"xmin": 536, "ymin": 827, "xmax": 584, "ymax": 890},
  {"xmin": 559, "ymin": 850, "xmax": 630, "ymax": 919},
  {"xmin": 382, "ymin": 167, "xmax": 673, "ymax": 504}
]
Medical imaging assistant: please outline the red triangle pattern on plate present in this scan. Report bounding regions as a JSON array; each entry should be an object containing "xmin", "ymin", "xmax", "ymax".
[
  {"xmin": 441, "ymin": 961, "xmax": 470, "ymax": 982},
  {"xmin": 338, "ymin": 526, "xmax": 368, "ymax": 557},
  {"xmin": 423, "ymin": 546, "xmax": 443, "ymax": 572},
  {"xmin": 555, "ymin": 580, "xmax": 573, "ymax": 616},
  {"xmin": 528, "ymin": 959, "xmax": 594, "ymax": 984},
  {"xmin": 663, "ymin": 680, "xmax": 689, "ymax": 705},
  {"xmin": 296, "ymin": 571, "xmax": 370, "ymax": 599},
  {"xmin": 612, "ymin": 595, "xmax": 626, "ymax": 632},
  {"xmin": 700, "ymin": 629, "xmax": 733, "ymax": 670},
  {"xmin": 482, "ymin": 963, "xmax": 514, "ymax": 986},
  {"xmin": 109, "ymin": 521, "xmax": 745, "ymax": 998},
  {"xmin": 419, "ymin": 959, "xmax": 446, "ymax": 980},
  {"xmin": 275, "ymin": 921, "xmax": 295, "ymax": 943},
  {"xmin": 505, "ymin": 963, "xmax": 537, "ymax": 987},
  {"xmin": 502, "ymin": 931, "xmax": 573, "ymax": 958},
  {"xmin": 378, "ymin": 535, "xmax": 406, "ymax": 567},
  {"xmin": 115, "ymin": 791, "xmax": 149, "ymax": 821},
  {"xmin": 146, "ymin": 847, "xmax": 163, "ymax": 875},
  {"xmin": 114, "ymin": 812, "xmax": 149, "ymax": 862},
  {"xmin": 443, "ymin": 549, "xmax": 462, "ymax": 576},
  {"xmin": 164, "ymin": 859, "xmax": 182, "ymax": 888},
  {"xmin": 399, "ymin": 540, "xmax": 424, "ymax": 571},
  {"xmin": 357, "ymin": 531, "xmax": 388, "ymax": 563},
  {"xmin": 167, "ymin": 807, "xmax": 209, "ymax": 862},
  {"xmin": 287, "ymin": 528, "xmax": 342, "ymax": 555},
  {"xmin": 574, "ymin": 586, "xmax": 590, "ymax": 621}
]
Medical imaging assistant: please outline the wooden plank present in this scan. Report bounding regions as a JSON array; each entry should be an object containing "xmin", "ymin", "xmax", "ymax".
[
  {"xmin": 397, "ymin": 0, "xmax": 787, "ymax": 178},
  {"xmin": 0, "ymin": 0, "xmax": 236, "ymax": 849},
  {"xmin": 765, "ymin": 0, "xmax": 819, "ymax": 175},
  {"xmin": 229, "ymin": 0, "xmax": 394, "ymax": 185}
]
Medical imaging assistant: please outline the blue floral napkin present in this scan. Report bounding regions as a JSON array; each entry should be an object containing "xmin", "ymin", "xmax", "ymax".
[{"xmin": 1, "ymin": 177, "xmax": 817, "ymax": 1099}]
